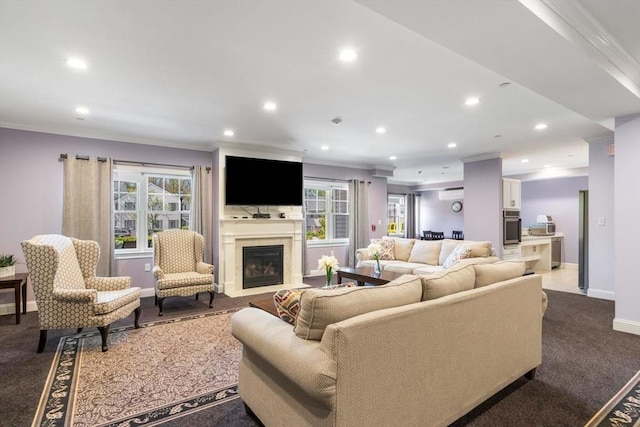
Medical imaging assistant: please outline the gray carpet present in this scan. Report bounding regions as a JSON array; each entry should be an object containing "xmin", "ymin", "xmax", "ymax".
[{"xmin": 2, "ymin": 276, "xmax": 639, "ymax": 426}]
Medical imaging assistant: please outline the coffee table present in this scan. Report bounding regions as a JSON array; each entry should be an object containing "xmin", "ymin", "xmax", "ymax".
[{"xmin": 336, "ymin": 266, "xmax": 404, "ymax": 286}]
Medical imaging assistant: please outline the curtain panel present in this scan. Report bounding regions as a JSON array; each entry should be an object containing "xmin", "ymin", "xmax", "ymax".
[
  {"xmin": 62, "ymin": 157, "xmax": 114, "ymax": 276},
  {"xmin": 348, "ymin": 179, "xmax": 369, "ymax": 267},
  {"xmin": 192, "ymin": 165, "xmax": 213, "ymax": 264}
]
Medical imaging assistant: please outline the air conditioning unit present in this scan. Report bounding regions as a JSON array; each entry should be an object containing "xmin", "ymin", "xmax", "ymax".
[{"xmin": 438, "ymin": 188, "xmax": 464, "ymax": 200}]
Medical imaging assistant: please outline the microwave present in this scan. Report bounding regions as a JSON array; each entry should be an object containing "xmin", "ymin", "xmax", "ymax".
[{"xmin": 529, "ymin": 223, "xmax": 556, "ymax": 236}]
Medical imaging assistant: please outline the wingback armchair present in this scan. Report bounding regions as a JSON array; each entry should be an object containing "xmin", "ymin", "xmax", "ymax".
[
  {"xmin": 152, "ymin": 229, "xmax": 215, "ymax": 316},
  {"xmin": 21, "ymin": 234, "xmax": 141, "ymax": 353}
]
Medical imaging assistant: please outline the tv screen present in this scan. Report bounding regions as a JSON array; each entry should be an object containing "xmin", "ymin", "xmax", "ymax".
[{"xmin": 225, "ymin": 156, "xmax": 303, "ymax": 206}]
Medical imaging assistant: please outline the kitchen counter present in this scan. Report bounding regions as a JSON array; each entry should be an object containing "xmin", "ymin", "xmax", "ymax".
[{"xmin": 519, "ymin": 233, "xmax": 563, "ymax": 271}]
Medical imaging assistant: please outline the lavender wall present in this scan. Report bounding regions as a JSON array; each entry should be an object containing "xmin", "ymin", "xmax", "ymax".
[
  {"xmin": 0, "ymin": 128, "xmax": 214, "ymax": 306},
  {"xmin": 520, "ymin": 176, "xmax": 588, "ymax": 264},
  {"xmin": 418, "ymin": 190, "xmax": 464, "ymax": 237}
]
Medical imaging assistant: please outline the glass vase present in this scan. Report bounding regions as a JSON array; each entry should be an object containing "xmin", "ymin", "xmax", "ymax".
[{"xmin": 374, "ymin": 259, "xmax": 381, "ymax": 275}]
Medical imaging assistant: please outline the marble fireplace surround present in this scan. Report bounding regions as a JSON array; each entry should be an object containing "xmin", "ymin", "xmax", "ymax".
[{"xmin": 218, "ymin": 218, "xmax": 307, "ymax": 297}]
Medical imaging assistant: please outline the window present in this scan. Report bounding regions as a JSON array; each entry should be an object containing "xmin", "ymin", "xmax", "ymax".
[
  {"xmin": 387, "ymin": 194, "xmax": 406, "ymax": 237},
  {"xmin": 304, "ymin": 180, "xmax": 349, "ymax": 244},
  {"xmin": 114, "ymin": 165, "xmax": 192, "ymax": 251}
]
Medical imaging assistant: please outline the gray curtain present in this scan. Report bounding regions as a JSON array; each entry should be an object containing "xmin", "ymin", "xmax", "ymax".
[
  {"xmin": 62, "ymin": 157, "xmax": 113, "ymax": 276},
  {"xmin": 192, "ymin": 165, "xmax": 213, "ymax": 263},
  {"xmin": 348, "ymin": 180, "xmax": 369, "ymax": 267},
  {"xmin": 405, "ymin": 193, "xmax": 418, "ymax": 239}
]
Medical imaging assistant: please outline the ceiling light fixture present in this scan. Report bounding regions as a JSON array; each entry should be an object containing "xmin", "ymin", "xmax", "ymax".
[
  {"xmin": 376, "ymin": 127, "xmax": 386, "ymax": 134},
  {"xmin": 544, "ymin": 164, "xmax": 551, "ymax": 168},
  {"xmin": 448, "ymin": 142, "xmax": 457, "ymax": 148},
  {"xmin": 535, "ymin": 123, "xmax": 548, "ymax": 130},
  {"xmin": 339, "ymin": 49, "xmax": 357, "ymax": 62},
  {"xmin": 465, "ymin": 97, "xmax": 480, "ymax": 106},
  {"xmin": 223, "ymin": 130, "xmax": 234, "ymax": 137},
  {"xmin": 389, "ymin": 156, "xmax": 397, "ymax": 160},
  {"xmin": 321, "ymin": 145, "xmax": 329, "ymax": 151},
  {"xmin": 263, "ymin": 102, "xmax": 277, "ymax": 111},
  {"xmin": 74, "ymin": 107, "xmax": 90, "ymax": 115},
  {"xmin": 331, "ymin": 116, "xmax": 342, "ymax": 125},
  {"xmin": 66, "ymin": 57, "xmax": 87, "ymax": 70},
  {"xmin": 521, "ymin": 159, "xmax": 529, "ymax": 163}
]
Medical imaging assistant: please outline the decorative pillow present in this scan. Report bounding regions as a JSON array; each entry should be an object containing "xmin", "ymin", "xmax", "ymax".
[
  {"xmin": 408, "ymin": 240, "xmax": 442, "ymax": 265},
  {"xmin": 383, "ymin": 237, "xmax": 415, "ymax": 261},
  {"xmin": 273, "ymin": 289, "xmax": 303, "ymax": 325},
  {"xmin": 473, "ymin": 261, "xmax": 525, "ymax": 288},
  {"xmin": 418, "ymin": 263, "xmax": 475, "ymax": 301},
  {"xmin": 443, "ymin": 245, "xmax": 472, "ymax": 268},
  {"xmin": 273, "ymin": 283, "xmax": 357, "ymax": 325},
  {"xmin": 294, "ymin": 275, "xmax": 423, "ymax": 340},
  {"xmin": 370, "ymin": 239, "xmax": 395, "ymax": 260}
]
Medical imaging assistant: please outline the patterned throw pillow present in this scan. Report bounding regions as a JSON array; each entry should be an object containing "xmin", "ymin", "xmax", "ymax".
[
  {"xmin": 443, "ymin": 245, "xmax": 472, "ymax": 269},
  {"xmin": 370, "ymin": 239, "xmax": 395, "ymax": 260},
  {"xmin": 273, "ymin": 283, "xmax": 357, "ymax": 325}
]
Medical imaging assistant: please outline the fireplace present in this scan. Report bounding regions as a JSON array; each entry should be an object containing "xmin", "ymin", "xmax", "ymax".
[{"xmin": 243, "ymin": 245, "xmax": 284, "ymax": 289}]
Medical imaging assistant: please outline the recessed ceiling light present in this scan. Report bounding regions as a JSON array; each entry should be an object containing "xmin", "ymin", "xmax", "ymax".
[
  {"xmin": 223, "ymin": 130, "xmax": 234, "ymax": 137},
  {"xmin": 521, "ymin": 159, "xmax": 529, "ymax": 163},
  {"xmin": 389, "ymin": 156, "xmax": 397, "ymax": 160},
  {"xmin": 535, "ymin": 123, "xmax": 548, "ymax": 130},
  {"xmin": 321, "ymin": 145, "xmax": 329, "ymax": 151},
  {"xmin": 339, "ymin": 49, "xmax": 357, "ymax": 62},
  {"xmin": 544, "ymin": 164, "xmax": 551, "ymax": 168},
  {"xmin": 263, "ymin": 102, "xmax": 277, "ymax": 111},
  {"xmin": 66, "ymin": 57, "xmax": 87, "ymax": 70},
  {"xmin": 448, "ymin": 142, "xmax": 457, "ymax": 148},
  {"xmin": 465, "ymin": 97, "xmax": 480, "ymax": 106},
  {"xmin": 376, "ymin": 127, "xmax": 386, "ymax": 134},
  {"xmin": 74, "ymin": 107, "xmax": 90, "ymax": 115}
]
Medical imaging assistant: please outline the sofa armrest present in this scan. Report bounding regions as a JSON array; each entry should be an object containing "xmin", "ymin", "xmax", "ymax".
[
  {"xmin": 196, "ymin": 261, "xmax": 214, "ymax": 275},
  {"xmin": 231, "ymin": 308, "xmax": 337, "ymax": 406},
  {"xmin": 355, "ymin": 248, "xmax": 371, "ymax": 267},
  {"xmin": 152, "ymin": 266, "xmax": 165, "ymax": 280}
]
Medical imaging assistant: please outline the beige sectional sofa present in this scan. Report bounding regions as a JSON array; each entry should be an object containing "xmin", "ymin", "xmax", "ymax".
[
  {"xmin": 231, "ymin": 261, "xmax": 547, "ymax": 427},
  {"xmin": 356, "ymin": 237, "xmax": 500, "ymax": 274}
]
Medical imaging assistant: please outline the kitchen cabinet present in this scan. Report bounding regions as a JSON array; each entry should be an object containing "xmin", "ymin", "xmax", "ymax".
[{"xmin": 503, "ymin": 178, "xmax": 521, "ymax": 210}]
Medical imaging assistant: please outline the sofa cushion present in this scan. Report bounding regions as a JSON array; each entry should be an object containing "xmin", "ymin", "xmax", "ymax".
[
  {"xmin": 412, "ymin": 264, "xmax": 446, "ymax": 275},
  {"xmin": 383, "ymin": 237, "xmax": 415, "ymax": 262},
  {"xmin": 408, "ymin": 240, "xmax": 442, "ymax": 266},
  {"xmin": 384, "ymin": 262, "xmax": 430, "ymax": 274},
  {"xmin": 442, "ymin": 245, "xmax": 472, "ymax": 269},
  {"xmin": 438, "ymin": 240, "xmax": 493, "ymax": 265},
  {"xmin": 418, "ymin": 263, "xmax": 475, "ymax": 301},
  {"xmin": 473, "ymin": 261, "xmax": 525, "ymax": 288},
  {"xmin": 370, "ymin": 238, "xmax": 395, "ymax": 260},
  {"xmin": 294, "ymin": 274, "xmax": 422, "ymax": 340}
]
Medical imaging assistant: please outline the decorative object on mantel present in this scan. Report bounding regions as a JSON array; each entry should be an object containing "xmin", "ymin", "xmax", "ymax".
[
  {"xmin": 318, "ymin": 254, "xmax": 339, "ymax": 287},
  {"xmin": 0, "ymin": 253, "xmax": 16, "ymax": 278},
  {"xmin": 367, "ymin": 243, "xmax": 383, "ymax": 275}
]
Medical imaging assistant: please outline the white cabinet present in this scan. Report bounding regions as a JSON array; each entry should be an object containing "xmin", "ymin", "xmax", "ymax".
[{"xmin": 503, "ymin": 178, "xmax": 521, "ymax": 210}]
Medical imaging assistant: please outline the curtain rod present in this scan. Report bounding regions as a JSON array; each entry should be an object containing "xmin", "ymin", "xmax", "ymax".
[
  {"xmin": 59, "ymin": 153, "xmax": 107, "ymax": 162},
  {"xmin": 59, "ymin": 154, "xmax": 211, "ymax": 172}
]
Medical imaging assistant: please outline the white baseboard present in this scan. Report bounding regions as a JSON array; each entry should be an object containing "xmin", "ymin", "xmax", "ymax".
[
  {"xmin": 140, "ymin": 288, "xmax": 155, "ymax": 298},
  {"xmin": 560, "ymin": 263, "xmax": 578, "ymax": 270},
  {"xmin": 613, "ymin": 318, "xmax": 640, "ymax": 336},
  {"xmin": 587, "ymin": 288, "xmax": 616, "ymax": 301}
]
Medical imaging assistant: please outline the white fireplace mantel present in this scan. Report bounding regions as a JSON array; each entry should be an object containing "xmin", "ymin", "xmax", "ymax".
[{"xmin": 218, "ymin": 218, "xmax": 306, "ymax": 297}]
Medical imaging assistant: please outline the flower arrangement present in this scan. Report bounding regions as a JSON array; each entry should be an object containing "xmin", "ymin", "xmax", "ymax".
[
  {"xmin": 367, "ymin": 243, "xmax": 382, "ymax": 273},
  {"xmin": 0, "ymin": 253, "xmax": 17, "ymax": 278},
  {"xmin": 318, "ymin": 254, "xmax": 339, "ymax": 286}
]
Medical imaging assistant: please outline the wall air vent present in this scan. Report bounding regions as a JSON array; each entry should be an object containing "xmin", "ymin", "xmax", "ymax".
[{"xmin": 438, "ymin": 188, "xmax": 464, "ymax": 200}]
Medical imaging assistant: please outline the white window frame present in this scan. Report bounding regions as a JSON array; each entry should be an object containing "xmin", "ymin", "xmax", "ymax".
[
  {"xmin": 304, "ymin": 179, "xmax": 349, "ymax": 247},
  {"xmin": 387, "ymin": 194, "xmax": 406, "ymax": 237},
  {"xmin": 114, "ymin": 164, "xmax": 192, "ymax": 256}
]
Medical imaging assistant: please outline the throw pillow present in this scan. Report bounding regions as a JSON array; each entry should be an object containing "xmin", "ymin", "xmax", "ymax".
[
  {"xmin": 383, "ymin": 237, "xmax": 415, "ymax": 261},
  {"xmin": 443, "ymin": 245, "xmax": 472, "ymax": 269},
  {"xmin": 273, "ymin": 283, "xmax": 357, "ymax": 325},
  {"xmin": 408, "ymin": 240, "xmax": 442, "ymax": 265},
  {"xmin": 370, "ymin": 238, "xmax": 395, "ymax": 260}
]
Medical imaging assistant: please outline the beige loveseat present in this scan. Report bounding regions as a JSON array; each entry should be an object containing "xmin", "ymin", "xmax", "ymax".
[
  {"xmin": 356, "ymin": 237, "xmax": 500, "ymax": 274},
  {"xmin": 231, "ymin": 261, "xmax": 546, "ymax": 427}
]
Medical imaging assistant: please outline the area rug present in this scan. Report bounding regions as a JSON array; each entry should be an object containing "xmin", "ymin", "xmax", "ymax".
[
  {"xmin": 585, "ymin": 370, "xmax": 640, "ymax": 427},
  {"xmin": 32, "ymin": 309, "xmax": 243, "ymax": 427}
]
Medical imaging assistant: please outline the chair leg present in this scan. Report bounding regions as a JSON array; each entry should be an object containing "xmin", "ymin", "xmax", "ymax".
[
  {"xmin": 158, "ymin": 297, "xmax": 164, "ymax": 316},
  {"xmin": 525, "ymin": 368, "xmax": 537, "ymax": 380},
  {"xmin": 37, "ymin": 330, "xmax": 47, "ymax": 353},
  {"xmin": 97, "ymin": 325, "xmax": 110, "ymax": 352},
  {"xmin": 208, "ymin": 291, "xmax": 215, "ymax": 308},
  {"xmin": 77, "ymin": 327, "xmax": 83, "ymax": 333},
  {"xmin": 154, "ymin": 295, "xmax": 157, "ymax": 306},
  {"xmin": 195, "ymin": 293, "xmax": 199, "ymax": 300},
  {"xmin": 134, "ymin": 307, "xmax": 141, "ymax": 329}
]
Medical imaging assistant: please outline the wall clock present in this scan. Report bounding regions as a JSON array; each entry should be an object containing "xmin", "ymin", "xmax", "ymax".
[{"xmin": 451, "ymin": 201, "xmax": 463, "ymax": 212}]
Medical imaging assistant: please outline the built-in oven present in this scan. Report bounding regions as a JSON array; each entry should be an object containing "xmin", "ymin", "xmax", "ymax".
[{"xmin": 503, "ymin": 210, "xmax": 522, "ymax": 245}]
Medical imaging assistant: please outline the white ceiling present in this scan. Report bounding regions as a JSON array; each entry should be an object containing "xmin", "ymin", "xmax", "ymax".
[{"xmin": 1, "ymin": 0, "xmax": 638, "ymax": 185}]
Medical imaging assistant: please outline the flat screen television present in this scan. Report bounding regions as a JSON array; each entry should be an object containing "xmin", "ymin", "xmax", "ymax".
[{"xmin": 225, "ymin": 155, "xmax": 303, "ymax": 206}]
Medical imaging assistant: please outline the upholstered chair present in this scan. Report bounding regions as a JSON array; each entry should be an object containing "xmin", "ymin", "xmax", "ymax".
[
  {"xmin": 21, "ymin": 234, "xmax": 141, "ymax": 353},
  {"xmin": 152, "ymin": 229, "xmax": 215, "ymax": 316}
]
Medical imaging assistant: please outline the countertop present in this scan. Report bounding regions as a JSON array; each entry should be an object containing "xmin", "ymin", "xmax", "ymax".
[{"xmin": 521, "ymin": 232, "xmax": 563, "ymax": 241}]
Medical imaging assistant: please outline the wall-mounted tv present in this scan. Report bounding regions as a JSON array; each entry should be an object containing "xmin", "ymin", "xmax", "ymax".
[{"xmin": 225, "ymin": 155, "xmax": 303, "ymax": 206}]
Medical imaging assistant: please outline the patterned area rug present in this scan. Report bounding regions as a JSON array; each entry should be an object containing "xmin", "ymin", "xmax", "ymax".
[
  {"xmin": 585, "ymin": 370, "xmax": 640, "ymax": 427},
  {"xmin": 32, "ymin": 309, "xmax": 242, "ymax": 427}
]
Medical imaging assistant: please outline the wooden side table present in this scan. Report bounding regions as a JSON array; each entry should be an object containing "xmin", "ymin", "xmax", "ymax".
[{"xmin": 0, "ymin": 272, "xmax": 28, "ymax": 324}]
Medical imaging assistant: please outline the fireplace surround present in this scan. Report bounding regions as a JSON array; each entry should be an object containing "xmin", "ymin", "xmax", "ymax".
[{"xmin": 218, "ymin": 218, "xmax": 307, "ymax": 297}]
